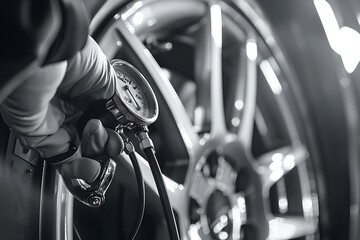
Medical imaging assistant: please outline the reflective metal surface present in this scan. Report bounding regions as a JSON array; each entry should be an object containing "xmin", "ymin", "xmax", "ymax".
[
  {"xmin": 39, "ymin": 163, "xmax": 73, "ymax": 240},
  {"xmin": 94, "ymin": 0, "xmax": 320, "ymax": 239}
]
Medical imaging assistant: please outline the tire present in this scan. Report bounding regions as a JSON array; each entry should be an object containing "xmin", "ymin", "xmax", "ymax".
[{"xmin": 70, "ymin": 0, "xmax": 322, "ymax": 239}]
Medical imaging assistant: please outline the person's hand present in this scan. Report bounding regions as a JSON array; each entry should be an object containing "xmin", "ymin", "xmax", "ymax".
[
  {"xmin": 50, "ymin": 119, "xmax": 123, "ymax": 183},
  {"xmin": 0, "ymin": 36, "xmax": 122, "ymax": 182}
]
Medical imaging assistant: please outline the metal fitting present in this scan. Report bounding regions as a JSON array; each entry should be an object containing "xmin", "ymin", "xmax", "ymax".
[
  {"xmin": 87, "ymin": 194, "xmax": 105, "ymax": 207},
  {"xmin": 134, "ymin": 127, "xmax": 154, "ymax": 151},
  {"xmin": 139, "ymin": 137, "xmax": 154, "ymax": 151},
  {"xmin": 125, "ymin": 141, "xmax": 135, "ymax": 154}
]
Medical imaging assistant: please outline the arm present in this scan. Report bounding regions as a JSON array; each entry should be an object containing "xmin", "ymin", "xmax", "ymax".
[{"xmin": 0, "ymin": 36, "xmax": 117, "ymax": 158}]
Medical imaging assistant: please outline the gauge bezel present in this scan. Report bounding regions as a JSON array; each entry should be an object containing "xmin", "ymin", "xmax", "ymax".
[{"xmin": 111, "ymin": 59, "xmax": 159, "ymax": 126}]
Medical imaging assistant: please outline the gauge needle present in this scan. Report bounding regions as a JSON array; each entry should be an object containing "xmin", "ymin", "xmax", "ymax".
[
  {"xmin": 117, "ymin": 73, "xmax": 127, "ymax": 83},
  {"xmin": 124, "ymin": 85, "xmax": 141, "ymax": 110}
]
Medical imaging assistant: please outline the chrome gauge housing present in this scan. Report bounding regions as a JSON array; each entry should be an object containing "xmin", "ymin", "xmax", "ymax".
[{"xmin": 108, "ymin": 59, "xmax": 159, "ymax": 127}]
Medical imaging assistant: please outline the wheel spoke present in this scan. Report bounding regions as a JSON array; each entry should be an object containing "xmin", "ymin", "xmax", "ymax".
[
  {"xmin": 256, "ymin": 145, "xmax": 309, "ymax": 191},
  {"xmin": 194, "ymin": 3, "xmax": 226, "ymax": 135},
  {"xmin": 112, "ymin": 19, "xmax": 199, "ymax": 159},
  {"xmin": 234, "ymin": 39, "xmax": 258, "ymax": 149},
  {"xmin": 121, "ymin": 152, "xmax": 186, "ymax": 213},
  {"xmin": 268, "ymin": 216, "xmax": 318, "ymax": 240}
]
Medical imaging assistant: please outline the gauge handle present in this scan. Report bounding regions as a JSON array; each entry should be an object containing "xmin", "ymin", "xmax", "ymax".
[{"xmin": 71, "ymin": 99, "xmax": 121, "ymax": 208}]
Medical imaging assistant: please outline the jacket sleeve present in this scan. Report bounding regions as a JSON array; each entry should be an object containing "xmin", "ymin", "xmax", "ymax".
[
  {"xmin": 0, "ymin": 36, "xmax": 116, "ymax": 158},
  {"xmin": 58, "ymin": 36, "xmax": 116, "ymax": 109}
]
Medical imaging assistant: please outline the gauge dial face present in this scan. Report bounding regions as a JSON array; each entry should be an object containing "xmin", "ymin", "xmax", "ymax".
[
  {"xmin": 115, "ymin": 69, "xmax": 150, "ymax": 119},
  {"xmin": 111, "ymin": 60, "xmax": 158, "ymax": 126}
]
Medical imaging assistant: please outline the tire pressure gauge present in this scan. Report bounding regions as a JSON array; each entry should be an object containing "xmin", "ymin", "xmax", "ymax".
[
  {"xmin": 71, "ymin": 60, "xmax": 158, "ymax": 208},
  {"xmin": 74, "ymin": 60, "xmax": 178, "ymax": 240},
  {"xmin": 106, "ymin": 60, "xmax": 159, "ymax": 129}
]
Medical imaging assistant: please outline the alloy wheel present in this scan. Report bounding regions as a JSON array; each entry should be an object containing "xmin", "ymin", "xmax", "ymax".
[{"xmin": 94, "ymin": 0, "xmax": 320, "ymax": 239}]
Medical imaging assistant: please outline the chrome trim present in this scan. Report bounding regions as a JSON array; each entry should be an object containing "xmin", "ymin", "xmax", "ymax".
[{"xmin": 39, "ymin": 162, "xmax": 73, "ymax": 240}]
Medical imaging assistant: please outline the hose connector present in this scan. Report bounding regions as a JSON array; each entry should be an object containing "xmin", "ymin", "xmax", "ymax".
[{"xmin": 133, "ymin": 126, "xmax": 154, "ymax": 151}]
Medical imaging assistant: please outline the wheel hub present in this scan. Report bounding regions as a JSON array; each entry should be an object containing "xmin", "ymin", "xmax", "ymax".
[{"xmin": 188, "ymin": 137, "xmax": 265, "ymax": 240}]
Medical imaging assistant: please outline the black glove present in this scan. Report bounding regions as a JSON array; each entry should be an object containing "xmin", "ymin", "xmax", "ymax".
[{"xmin": 47, "ymin": 119, "xmax": 124, "ymax": 183}]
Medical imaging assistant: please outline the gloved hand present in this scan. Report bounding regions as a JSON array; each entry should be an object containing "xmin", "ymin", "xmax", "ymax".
[
  {"xmin": 0, "ymin": 36, "xmax": 122, "ymax": 183},
  {"xmin": 48, "ymin": 119, "xmax": 123, "ymax": 183}
]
